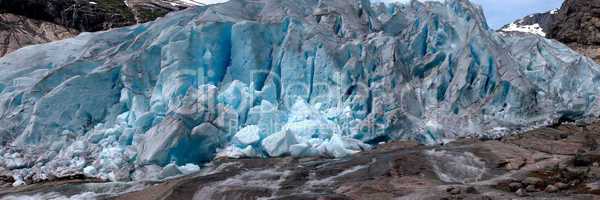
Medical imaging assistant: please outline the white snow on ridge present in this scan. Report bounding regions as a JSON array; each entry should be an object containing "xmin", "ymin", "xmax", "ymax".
[{"xmin": 501, "ymin": 22, "xmax": 546, "ymax": 37}]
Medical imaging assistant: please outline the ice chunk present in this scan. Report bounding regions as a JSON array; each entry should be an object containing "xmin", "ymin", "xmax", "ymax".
[
  {"xmin": 134, "ymin": 112, "xmax": 155, "ymax": 132},
  {"xmin": 319, "ymin": 134, "xmax": 360, "ymax": 158},
  {"xmin": 139, "ymin": 118, "xmax": 226, "ymax": 165},
  {"xmin": 159, "ymin": 163, "xmax": 182, "ymax": 179},
  {"xmin": 177, "ymin": 163, "xmax": 201, "ymax": 175},
  {"xmin": 189, "ymin": 122, "xmax": 227, "ymax": 162},
  {"xmin": 12, "ymin": 176, "xmax": 25, "ymax": 187},
  {"xmin": 96, "ymin": 146, "xmax": 129, "ymax": 181},
  {"xmin": 261, "ymin": 130, "xmax": 298, "ymax": 157},
  {"xmin": 233, "ymin": 125, "xmax": 261, "ymax": 146},
  {"xmin": 240, "ymin": 146, "xmax": 258, "ymax": 157},
  {"xmin": 132, "ymin": 165, "xmax": 163, "ymax": 181},
  {"xmin": 138, "ymin": 118, "xmax": 191, "ymax": 165},
  {"xmin": 289, "ymin": 143, "xmax": 316, "ymax": 157},
  {"xmin": 283, "ymin": 120, "xmax": 334, "ymax": 143},
  {"xmin": 83, "ymin": 166, "xmax": 97, "ymax": 177},
  {"xmin": 216, "ymin": 146, "xmax": 245, "ymax": 159},
  {"xmin": 217, "ymin": 80, "xmax": 255, "ymax": 121},
  {"xmin": 246, "ymin": 100, "xmax": 287, "ymax": 138},
  {"xmin": 3, "ymin": 152, "xmax": 30, "ymax": 170}
]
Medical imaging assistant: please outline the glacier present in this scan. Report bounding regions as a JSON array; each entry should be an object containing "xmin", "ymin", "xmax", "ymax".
[{"xmin": 0, "ymin": 0, "xmax": 599, "ymax": 182}]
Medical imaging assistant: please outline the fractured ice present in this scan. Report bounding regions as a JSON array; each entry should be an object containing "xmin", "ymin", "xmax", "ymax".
[{"xmin": 1, "ymin": 0, "xmax": 600, "ymax": 182}]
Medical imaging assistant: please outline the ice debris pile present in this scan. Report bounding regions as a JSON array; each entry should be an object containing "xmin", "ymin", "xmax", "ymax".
[{"xmin": 0, "ymin": 0, "xmax": 600, "ymax": 182}]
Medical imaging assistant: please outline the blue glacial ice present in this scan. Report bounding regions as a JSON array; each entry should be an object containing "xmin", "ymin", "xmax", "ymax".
[{"xmin": 0, "ymin": 0, "xmax": 600, "ymax": 182}]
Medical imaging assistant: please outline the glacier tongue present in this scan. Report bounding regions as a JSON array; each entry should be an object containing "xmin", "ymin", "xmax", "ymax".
[{"xmin": 1, "ymin": 0, "xmax": 600, "ymax": 182}]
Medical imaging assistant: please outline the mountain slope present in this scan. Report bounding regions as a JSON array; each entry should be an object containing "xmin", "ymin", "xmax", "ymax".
[
  {"xmin": 0, "ymin": 0, "xmax": 599, "ymax": 185},
  {"xmin": 499, "ymin": 0, "xmax": 600, "ymax": 63},
  {"xmin": 0, "ymin": 13, "xmax": 78, "ymax": 57},
  {"xmin": 0, "ymin": 0, "xmax": 200, "ymax": 57},
  {"xmin": 0, "ymin": 0, "xmax": 201, "ymax": 32},
  {"xmin": 549, "ymin": 0, "xmax": 600, "ymax": 45},
  {"xmin": 549, "ymin": 0, "xmax": 600, "ymax": 63},
  {"xmin": 498, "ymin": 9, "xmax": 556, "ymax": 37}
]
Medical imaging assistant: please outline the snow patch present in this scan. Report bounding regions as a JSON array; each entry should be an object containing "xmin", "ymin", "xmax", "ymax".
[{"xmin": 501, "ymin": 23, "xmax": 546, "ymax": 37}]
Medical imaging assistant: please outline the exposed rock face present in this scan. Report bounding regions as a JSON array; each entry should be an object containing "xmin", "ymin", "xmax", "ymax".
[
  {"xmin": 498, "ymin": 10, "xmax": 556, "ymax": 37},
  {"xmin": 0, "ymin": 0, "xmax": 198, "ymax": 57},
  {"xmin": 550, "ymin": 0, "xmax": 600, "ymax": 63},
  {"xmin": 0, "ymin": 0, "xmax": 599, "ymax": 185},
  {"xmin": 2, "ymin": 121, "xmax": 600, "ymax": 199},
  {"xmin": 499, "ymin": 0, "xmax": 600, "ymax": 63},
  {"xmin": 1, "ymin": 0, "xmax": 137, "ymax": 32},
  {"xmin": 550, "ymin": 0, "xmax": 600, "ymax": 45},
  {"xmin": 0, "ymin": 13, "xmax": 78, "ymax": 57},
  {"xmin": 0, "ymin": 0, "xmax": 198, "ymax": 32},
  {"xmin": 126, "ymin": 0, "xmax": 203, "ymax": 23}
]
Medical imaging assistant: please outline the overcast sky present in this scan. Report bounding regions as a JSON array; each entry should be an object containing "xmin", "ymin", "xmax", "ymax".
[
  {"xmin": 197, "ymin": 0, "xmax": 565, "ymax": 29},
  {"xmin": 373, "ymin": 0, "xmax": 564, "ymax": 29}
]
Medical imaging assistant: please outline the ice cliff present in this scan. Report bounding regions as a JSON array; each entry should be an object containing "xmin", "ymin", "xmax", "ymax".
[{"xmin": 1, "ymin": 0, "xmax": 599, "ymax": 182}]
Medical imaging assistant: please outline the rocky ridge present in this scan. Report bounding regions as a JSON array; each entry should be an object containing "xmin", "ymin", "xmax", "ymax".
[
  {"xmin": 2, "ymin": 121, "xmax": 600, "ymax": 199},
  {"xmin": 498, "ymin": 9, "xmax": 556, "ymax": 37},
  {"xmin": 550, "ymin": 0, "xmax": 600, "ymax": 63},
  {"xmin": 499, "ymin": 0, "xmax": 600, "ymax": 63},
  {"xmin": 0, "ymin": 13, "xmax": 78, "ymax": 57},
  {"xmin": 0, "ymin": 0, "xmax": 201, "ymax": 57}
]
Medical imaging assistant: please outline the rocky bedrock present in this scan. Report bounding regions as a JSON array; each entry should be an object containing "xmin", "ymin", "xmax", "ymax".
[
  {"xmin": 500, "ymin": 0, "xmax": 600, "ymax": 63},
  {"xmin": 2, "ymin": 121, "xmax": 600, "ymax": 200},
  {"xmin": 0, "ymin": 0, "xmax": 195, "ymax": 57},
  {"xmin": 0, "ymin": 13, "xmax": 78, "ymax": 57}
]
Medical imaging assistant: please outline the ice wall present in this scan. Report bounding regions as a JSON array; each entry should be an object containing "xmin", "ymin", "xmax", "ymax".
[{"xmin": 0, "ymin": 0, "xmax": 599, "ymax": 182}]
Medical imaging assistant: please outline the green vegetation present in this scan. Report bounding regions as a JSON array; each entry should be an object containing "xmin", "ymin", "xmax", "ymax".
[
  {"xmin": 137, "ymin": 8, "xmax": 169, "ymax": 22},
  {"xmin": 95, "ymin": 0, "xmax": 135, "ymax": 21}
]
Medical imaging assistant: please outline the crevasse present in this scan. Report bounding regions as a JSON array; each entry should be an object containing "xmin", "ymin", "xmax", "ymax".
[{"xmin": 0, "ymin": 0, "xmax": 599, "ymax": 182}]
